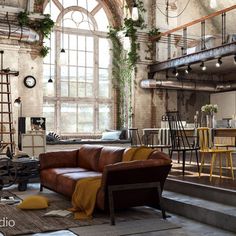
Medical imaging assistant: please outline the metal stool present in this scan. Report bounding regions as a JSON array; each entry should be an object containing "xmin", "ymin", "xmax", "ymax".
[{"xmin": 128, "ymin": 128, "xmax": 142, "ymax": 146}]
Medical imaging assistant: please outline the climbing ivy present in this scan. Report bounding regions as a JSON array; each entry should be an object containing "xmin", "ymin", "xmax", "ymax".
[{"xmin": 107, "ymin": 0, "xmax": 146, "ymax": 128}]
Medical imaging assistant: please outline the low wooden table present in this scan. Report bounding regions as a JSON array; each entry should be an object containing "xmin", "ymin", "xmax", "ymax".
[
  {"xmin": 0, "ymin": 157, "xmax": 39, "ymax": 191},
  {"xmin": 12, "ymin": 158, "xmax": 39, "ymax": 191}
]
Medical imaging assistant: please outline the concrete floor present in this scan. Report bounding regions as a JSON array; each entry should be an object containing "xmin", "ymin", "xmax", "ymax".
[{"xmin": 0, "ymin": 183, "xmax": 235, "ymax": 236}]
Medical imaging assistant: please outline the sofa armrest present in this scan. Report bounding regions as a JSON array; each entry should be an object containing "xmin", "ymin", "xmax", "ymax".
[{"xmin": 39, "ymin": 150, "xmax": 79, "ymax": 170}]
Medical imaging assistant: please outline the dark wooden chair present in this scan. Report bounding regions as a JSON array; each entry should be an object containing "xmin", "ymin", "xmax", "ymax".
[{"xmin": 166, "ymin": 111, "xmax": 200, "ymax": 176}]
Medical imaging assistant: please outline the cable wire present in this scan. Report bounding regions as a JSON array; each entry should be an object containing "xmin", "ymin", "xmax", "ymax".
[{"xmin": 156, "ymin": 0, "xmax": 191, "ymax": 18}]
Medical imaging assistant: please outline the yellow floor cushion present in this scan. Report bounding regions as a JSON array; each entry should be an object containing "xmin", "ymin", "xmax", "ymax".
[{"xmin": 17, "ymin": 195, "xmax": 49, "ymax": 210}]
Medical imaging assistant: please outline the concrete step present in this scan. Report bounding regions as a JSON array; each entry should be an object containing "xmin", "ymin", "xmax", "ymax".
[
  {"xmin": 165, "ymin": 178, "xmax": 236, "ymax": 206},
  {"xmin": 162, "ymin": 178, "xmax": 236, "ymax": 232}
]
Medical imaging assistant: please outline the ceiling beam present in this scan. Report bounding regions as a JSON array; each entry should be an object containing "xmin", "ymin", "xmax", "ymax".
[{"xmin": 149, "ymin": 42, "xmax": 236, "ymax": 75}]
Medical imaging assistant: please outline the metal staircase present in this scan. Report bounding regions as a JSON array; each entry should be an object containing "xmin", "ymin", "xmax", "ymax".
[{"xmin": 0, "ymin": 50, "xmax": 19, "ymax": 155}]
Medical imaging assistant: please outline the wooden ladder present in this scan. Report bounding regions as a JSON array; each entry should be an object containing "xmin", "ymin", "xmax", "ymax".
[{"xmin": 0, "ymin": 50, "xmax": 19, "ymax": 155}]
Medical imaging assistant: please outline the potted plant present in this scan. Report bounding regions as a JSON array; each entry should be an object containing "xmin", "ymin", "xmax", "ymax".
[{"xmin": 201, "ymin": 104, "xmax": 218, "ymax": 128}]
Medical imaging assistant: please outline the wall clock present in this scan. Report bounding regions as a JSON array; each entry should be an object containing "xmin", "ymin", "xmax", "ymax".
[{"xmin": 23, "ymin": 76, "xmax": 36, "ymax": 88}]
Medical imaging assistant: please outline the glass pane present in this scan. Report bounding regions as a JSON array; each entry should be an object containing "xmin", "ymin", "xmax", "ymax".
[
  {"xmin": 43, "ymin": 64, "xmax": 50, "ymax": 76},
  {"xmin": 69, "ymin": 34, "xmax": 77, "ymax": 50},
  {"xmin": 78, "ymin": 67, "xmax": 85, "ymax": 81},
  {"xmin": 99, "ymin": 69, "xmax": 109, "ymax": 97},
  {"xmin": 79, "ymin": 20, "xmax": 94, "ymax": 31},
  {"xmin": 69, "ymin": 50, "xmax": 77, "ymax": 66},
  {"xmin": 99, "ymin": 104, "xmax": 111, "ymax": 131},
  {"xmin": 63, "ymin": 34, "xmax": 69, "ymax": 49},
  {"xmin": 87, "ymin": 68, "xmax": 93, "ymax": 81},
  {"xmin": 99, "ymin": 38, "xmax": 110, "ymax": 68},
  {"xmin": 50, "ymin": 33, "xmax": 55, "ymax": 63},
  {"xmin": 77, "ymin": 0, "xmax": 98, "ymax": 11},
  {"xmin": 94, "ymin": 8, "xmax": 109, "ymax": 32},
  {"xmin": 43, "ymin": 103, "xmax": 55, "ymax": 132},
  {"xmin": 61, "ymin": 103, "xmax": 77, "ymax": 133},
  {"xmin": 78, "ymin": 36, "xmax": 85, "ymax": 51},
  {"xmin": 86, "ymin": 83, "xmax": 93, "ymax": 97},
  {"xmin": 61, "ymin": 81, "xmax": 68, "ymax": 96},
  {"xmin": 78, "ymin": 52, "xmax": 85, "ymax": 66},
  {"xmin": 69, "ymin": 67, "xmax": 77, "ymax": 81},
  {"xmin": 61, "ymin": 66, "xmax": 68, "ymax": 81},
  {"xmin": 78, "ymin": 106, "xmax": 93, "ymax": 132},
  {"xmin": 61, "ymin": 0, "xmax": 77, "ymax": 8},
  {"xmin": 78, "ymin": 82, "xmax": 85, "ymax": 97},
  {"xmin": 69, "ymin": 82, "xmax": 77, "ymax": 97},
  {"xmin": 44, "ymin": 1, "xmax": 59, "ymax": 22},
  {"xmin": 86, "ymin": 52, "xmax": 93, "ymax": 67},
  {"xmin": 86, "ymin": 37, "xmax": 94, "ymax": 52}
]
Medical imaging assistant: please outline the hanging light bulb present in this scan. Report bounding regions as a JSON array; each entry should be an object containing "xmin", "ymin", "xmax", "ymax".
[
  {"xmin": 173, "ymin": 68, "xmax": 179, "ymax": 77},
  {"xmin": 234, "ymin": 55, "xmax": 236, "ymax": 65},
  {"xmin": 210, "ymin": 0, "xmax": 217, "ymax": 9},
  {"xmin": 200, "ymin": 61, "xmax": 207, "ymax": 71},
  {"xmin": 185, "ymin": 65, "xmax": 192, "ymax": 74},
  {"xmin": 47, "ymin": 79, "xmax": 54, "ymax": 96},
  {"xmin": 123, "ymin": 33, "xmax": 130, "ymax": 51},
  {"xmin": 215, "ymin": 58, "xmax": 222, "ymax": 67},
  {"xmin": 131, "ymin": 2, "xmax": 139, "ymax": 21}
]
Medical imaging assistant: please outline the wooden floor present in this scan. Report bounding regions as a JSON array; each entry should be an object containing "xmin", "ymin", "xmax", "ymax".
[{"xmin": 169, "ymin": 153, "xmax": 236, "ymax": 191}]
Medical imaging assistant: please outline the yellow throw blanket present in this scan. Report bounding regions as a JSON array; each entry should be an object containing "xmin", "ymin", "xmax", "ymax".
[
  {"xmin": 69, "ymin": 176, "xmax": 101, "ymax": 220},
  {"xmin": 122, "ymin": 146, "xmax": 155, "ymax": 162}
]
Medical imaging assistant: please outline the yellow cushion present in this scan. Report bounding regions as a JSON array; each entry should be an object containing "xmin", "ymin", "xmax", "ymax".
[
  {"xmin": 132, "ymin": 147, "xmax": 154, "ymax": 161},
  {"xmin": 17, "ymin": 195, "xmax": 49, "ymax": 210},
  {"xmin": 122, "ymin": 147, "xmax": 138, "ymax": 161}
]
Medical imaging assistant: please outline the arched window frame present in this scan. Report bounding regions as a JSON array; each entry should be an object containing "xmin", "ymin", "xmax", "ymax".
[{"xmin": 43, "ymin": 0, "xmax": 115, "ymax": 136}]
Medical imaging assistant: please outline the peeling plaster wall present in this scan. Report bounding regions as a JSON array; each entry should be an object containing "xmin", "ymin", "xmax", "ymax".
[{"xmin": 0, "ymin": 0, "xmax": 43, "ymax": 147}]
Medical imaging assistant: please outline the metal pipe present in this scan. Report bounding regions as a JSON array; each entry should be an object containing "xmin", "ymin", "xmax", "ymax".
[{"xmin": 140, "ymin": 79, "xmax": 236, "ymax": 92}]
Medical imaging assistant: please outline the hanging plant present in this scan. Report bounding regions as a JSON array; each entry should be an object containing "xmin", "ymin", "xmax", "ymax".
[
  {"xmin": 17, "ymin": 12, "xmax": 54, "ymax": 40},
  {"xmin": 17, "ymin": 11, "xmax": 29, "ymax": 26},
  {"xmin": 40, "ymin": 45, "xmax": 50, "ymax": 57},
  {"xmin": 148, "ymin": 27, "xmax": 161, "ymax": 39},
  {"xmin": 145, "ymin": 27, "xmax": 161, "ymax": 60},
  {"xmin": 33, "ymin": 14, "xmax": 54, "ymax": 39}
]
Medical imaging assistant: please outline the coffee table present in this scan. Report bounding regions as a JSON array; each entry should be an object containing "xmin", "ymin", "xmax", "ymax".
[
  {"xmin": 12, "ymin": 158, "xmax": 39, "ymax": 191},
  {"xmin": 0, "ymin": 157, "xmax": 39, "ymax": 191}
]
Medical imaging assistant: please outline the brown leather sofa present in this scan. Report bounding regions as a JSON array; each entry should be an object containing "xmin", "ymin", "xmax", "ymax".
[{"xmin": 39, "ymin": 145, "xmax": 172, "ymax": 224}]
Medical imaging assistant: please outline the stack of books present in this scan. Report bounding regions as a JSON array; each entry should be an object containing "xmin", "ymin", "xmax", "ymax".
[{"xmin": 0, "ymin": 196, "xmax": 20, "ymax": 205}]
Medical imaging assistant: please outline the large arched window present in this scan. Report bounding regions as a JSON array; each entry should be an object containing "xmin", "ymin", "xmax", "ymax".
[{"xmin": 43, "ymin": 0, "xmax": 113, "ymax": 136}]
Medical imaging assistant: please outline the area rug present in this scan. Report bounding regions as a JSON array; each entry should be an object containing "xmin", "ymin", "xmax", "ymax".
[
  {"xmin": 70, "ymin": 218, "xmax": 180, "ymax": 236},
  {"xmin": 0, "ymin": 191, "xmax": 180, "ymax": 236}
]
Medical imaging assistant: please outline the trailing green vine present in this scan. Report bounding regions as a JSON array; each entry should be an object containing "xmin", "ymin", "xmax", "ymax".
[
  {"xmin": 145, "ymin": 27, "xmax": 161, "ymax": 61},
  {"xmin": 107, "ymin": 0, "xmax": 146, "ymax": 128},
  {"xmin": 40, "ymin": 45, "xmax": 50, "ymax": 57}
]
